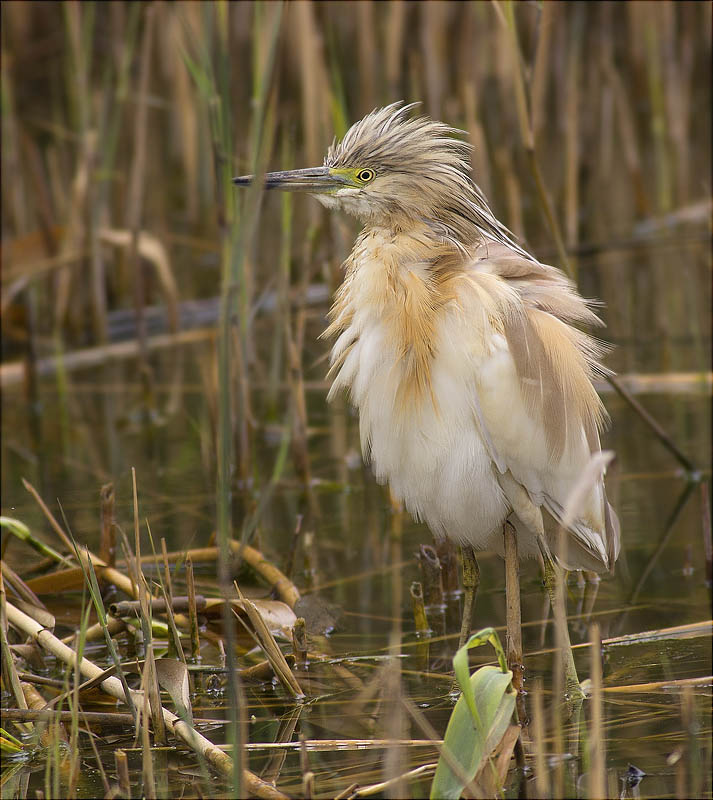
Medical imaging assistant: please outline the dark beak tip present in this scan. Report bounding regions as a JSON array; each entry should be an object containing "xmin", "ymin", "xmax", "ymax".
[{"xmin": 232, "ymin": 166, "xmax": 336, "ymax": 191}]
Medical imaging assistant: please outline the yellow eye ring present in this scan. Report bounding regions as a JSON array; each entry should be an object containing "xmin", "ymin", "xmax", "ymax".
[{"xmin": 357, "ymin": 168, "xmax": 375, "ymax": 183}]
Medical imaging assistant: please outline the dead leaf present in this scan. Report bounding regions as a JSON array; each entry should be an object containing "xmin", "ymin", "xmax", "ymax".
[
  {"xmin": 155, "ymin": 658, "xmax": 192, "ymax": 724},
  {"xmin": 204, "ymin": 597, "xmax": 297, "ymax": 638}
]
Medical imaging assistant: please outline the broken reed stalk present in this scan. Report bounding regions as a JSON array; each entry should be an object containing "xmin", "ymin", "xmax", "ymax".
[
  {"xmin": 349, "ymin": 764, "xmax": 437, "ymax": 798},
  {"xmin": 386, "ymin": 493, "xmax": 406, "ymax": 797},
  {"xmin": 282, "ymin": 513, "xmax": 303, "ymax": 584},
  {"xmin": 22, "ymin": 478, "xmax": 80, "ymax": 555},
  {"xmin": 410, "ymin": 581, "xmax": 429, "ymax": 635},
  {"xmin": 15, "ymin": 673, "xmax": 66, "ymax": 690},
  {"xmin": 1, "ymin": 561, "xmax": 43, "ymax": 616},
  {"xmin": 131, "ymin": 467, "xmax": 166, "ymax": 746},
  {"xmin": 239, "ymin": 654, "xmax": 297, "ymax": 683},
  {"xmin": 302, "ymin": 771, "xmax": 315, "ymax": 800},
  {"xmin": 681, "ymin": 684, "xmax": 703, "ymax": 799},
  {"xmin": 286, "ymin": 320, "xmax": 312, "ymax": 491},
  {"xmin": 99, "ymin": 482, "xmax": 115, "ymax": 567},
  {"xmin": 110, "ymin": 596, "xmax": 206, "ymax": 616},
  {"xmin": 503, "ymin": 523, "xmax": 525, "ymax": 713},
  {"xmin": 550, "ymin": 569, "xmax": 566, "ymax": 799},
  {"xmin": 489, "ymin": 724, "xmax": 522, "ymax": 795},
  {"xmin": 265, "ymin": 134, "xmax": 291, "ymax": 419},
  {"xmin": 162, "ymin": 588, "xmax": 194, "ymax": 671},
  {"xmin": 2, "ymin": 708, "xmax": 135, "ymax": 725},
  {"xmin": 160, "ymin": 537, "xmax": 174, "ymax": 601},
  {"xmin": 129, "ymin": 542, "xmax": 301, "ymax": 608},
  {"xmin": 588, "ymin": 623, "xmax": 606, "ymax": 799},
  {"xmin": 602, "ymin": 674, "xmax": 713, "ymax": 694},
  {"xmin": 502, "ymin": 525, "xmax": 527, "ymax": 778},
  {"xmin": 144, "ymin": 639, "xmax": 167, "ymax": 747},
  {"xmin": 68, "ymin": 603, "xmax": 93, "ymax": 795},
  {"xmin": 141, "ymin": 677, "xmax": 156, "ymax": 797},
  {"xmin": 532, "ymin": 678, "xmax": 550, "ymax": 798},
  {"xmin": 292, "ymin": 617, "xmax": 308, "ymax": 667},
  {"xmin": 383, "ymin": 633, "xmax": 407, "ymax": 799},
  {"xmin": 185, "ymin": 556, "xmax": 201, "ymax": 661},
  {"xmin": 233, "ymin": 583, "xmax": 303, "ymax": 698},
  {"xmin": 300, "ymin": 739, "xmax": 311, "ymax": 785},
  {"xmin": 23, "ymin": 478, "xmax": 138, "ymax": 598},
  {"xmin": 457, "ymin": 545, "xmax": 480, "ymax": 649},
  {"xmin": 131, "ymin": 467, "xmax": 142, "ymax": 590},
  {"xmin": 389, "ymin": 491, "xmax": 404, "ymax": 645},
  {"xmin": 62, "ymin": 615, "xmax": 125, "ymax": 645},
  {"xmin": 73, "ymin": 544, "xmax": 138, "ymax": 722},
  {"xmin": 5, "ymin": 601, "xmax": 288, "ymax": 800},
  {"xmin": 0, "ymin": 574, "xmax": 33, "ymax": 735},
  {"xmin": 115, "ymin": 750, "xmax": 130, "ymax": 797},
  {"xmin": 2, "ymin": 708, "xmax": 227, "ymax": 725},
  {"xmin": 49, "ymin": 546, "xmax": 296, "ymax": 648},
  {"xmin": 23, "ymin": 477, "xmax": 301, "ymax": 611}
]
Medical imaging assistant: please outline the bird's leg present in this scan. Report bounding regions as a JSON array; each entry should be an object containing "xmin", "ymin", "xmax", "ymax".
[
  {"xmin": 458, "ymin": 545, "xmax": 480, "ymax": 650},
  {"xmin": 503, "ymin": 522, "xmax": 526, "ymax": 722},
  {"xmin": 542, "ymin": 556, "xmax": 585, "ymax": 703}
]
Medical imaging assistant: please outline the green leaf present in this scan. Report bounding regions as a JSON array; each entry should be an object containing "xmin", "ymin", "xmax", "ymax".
[
  {"xmin": 452, "ymin": 626, "xmax": 509, "ymax": 730},
  {"xmin": 431, "ymin": 629, "xmax": 516, "ymax": 800},
  {"xmin": 0, "ymin": 728, "xmax": 25, "ymax": 753},
  {"xmin": 0, "ymin": 516, "xmax": 72, "ymax": 566}
]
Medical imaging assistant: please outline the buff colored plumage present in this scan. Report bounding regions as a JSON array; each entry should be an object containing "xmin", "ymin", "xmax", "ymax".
[{"xmin": 234, "ymin": 101, "xmax": 620, "ymax": 626}]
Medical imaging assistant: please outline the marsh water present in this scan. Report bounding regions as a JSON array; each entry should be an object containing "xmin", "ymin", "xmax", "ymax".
[{"xmin": 2, "ymin": 228, "xmax": 711, "ymax": 798}]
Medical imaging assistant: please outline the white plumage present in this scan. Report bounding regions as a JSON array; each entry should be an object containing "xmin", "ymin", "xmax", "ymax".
[
  {"xmin": 235, "ymin": 102, "xmax": 620, "ymax": 575},
  {"xmin": 325, "ymin": 229, "xmax": 619, "ymax": 573}
]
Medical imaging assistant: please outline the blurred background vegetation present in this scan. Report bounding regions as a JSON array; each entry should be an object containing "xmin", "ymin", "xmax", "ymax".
[
  {"xmin": 1, "ymin": 3, "xmax": 711, "ymax": 796},
  {"xmin": 3, "ymin": 1, "xmax": 710, "ymax": 354},
  {"xmin": 2, "ymin": 0, "xmax": 711, "ymax": 551},
  {"xmin": 2, "ymin": 0, "xmax": 711, "ymax": 570}
]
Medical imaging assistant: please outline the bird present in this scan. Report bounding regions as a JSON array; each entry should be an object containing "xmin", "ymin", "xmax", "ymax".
[{"xmin": 234, "ymin": 102, "xmax": 620, "ymax": 695}]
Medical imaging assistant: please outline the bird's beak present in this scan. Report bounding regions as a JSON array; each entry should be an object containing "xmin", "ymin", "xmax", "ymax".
[{"xmin": 232, "ymin": 166, "xmax": 347, "ymax": 193}]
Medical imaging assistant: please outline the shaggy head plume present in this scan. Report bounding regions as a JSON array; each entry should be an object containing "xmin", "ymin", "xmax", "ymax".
[{"xmin": 322, "ymin": 102, "xmax": 530, "ymax": 256}]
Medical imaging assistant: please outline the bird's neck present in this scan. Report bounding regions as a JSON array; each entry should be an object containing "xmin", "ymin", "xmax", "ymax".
[
  {"xmin": 357, "ymin": 219, "xmax": 472, "ymax": 271},
  {"xmin": 325, "ymin": 223, "xmax": 467, "ymax": 410}
]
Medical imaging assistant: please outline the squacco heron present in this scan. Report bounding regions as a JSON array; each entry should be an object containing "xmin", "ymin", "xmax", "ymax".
[{"xmin": 235, "ymin": 102, "xmax": 620, "ymax": 696}]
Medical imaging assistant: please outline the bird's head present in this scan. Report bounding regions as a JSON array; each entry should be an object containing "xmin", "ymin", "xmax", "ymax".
[{"xmin": 234, "ymin": 102, "xmax": 521, "ymax": 251}]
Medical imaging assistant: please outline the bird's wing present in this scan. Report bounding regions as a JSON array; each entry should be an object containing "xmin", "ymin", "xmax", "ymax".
[{"xmin": 461, "ymin": 241, "xmax": 620, "ymax": 571}]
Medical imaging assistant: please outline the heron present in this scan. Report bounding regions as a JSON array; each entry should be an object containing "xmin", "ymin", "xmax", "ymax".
[{"xmin": 234, "ymin": 102, "xmax": 620, "ymax": 697}]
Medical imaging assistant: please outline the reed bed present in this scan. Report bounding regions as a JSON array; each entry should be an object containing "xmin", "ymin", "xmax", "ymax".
[
  {"xmin": 2, "ymin": 2, "xmax": 710, "ymax": 367},
  {"xmin": 1, "ymin": 482, "xmax": 711, "ymax": 797},
  {"xmin": 1, "ymin": 1, "xmax": 711, "ymax": 798}
]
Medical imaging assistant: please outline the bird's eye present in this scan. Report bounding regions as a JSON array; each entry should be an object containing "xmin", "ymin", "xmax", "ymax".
[{"xmin": 356, "ymin": 168, "xmax": 375, "ymax": 183}]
